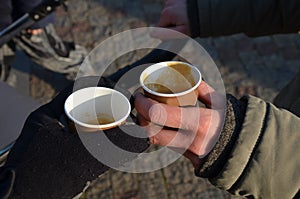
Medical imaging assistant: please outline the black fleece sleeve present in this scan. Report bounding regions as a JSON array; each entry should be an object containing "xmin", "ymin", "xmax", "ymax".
[
  {"xmin": 187, "ymin": 0, "xmax": 300, "ymax": 37},
  {"xmin": 0, "ymin": 77, "xmax": 149, "ymax": 199}
]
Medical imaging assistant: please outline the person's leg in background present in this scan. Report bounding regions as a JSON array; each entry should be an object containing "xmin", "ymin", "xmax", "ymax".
[{"xmin": 0, "ymin": 0, "xmax": 86, "ymax": 165}]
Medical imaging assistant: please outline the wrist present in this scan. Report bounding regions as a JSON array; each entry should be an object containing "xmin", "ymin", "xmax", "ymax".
[
  {"xmin": 198, "ymin": 109, "xmax": 225, "ymax": 158},
  {"xmin": 195, "ymin": 94, "xmax": 248, "ymax": 178}
]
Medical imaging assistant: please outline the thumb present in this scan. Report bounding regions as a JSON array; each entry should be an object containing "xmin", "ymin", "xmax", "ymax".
[{"xmin": 197, "ymin": 81, "xmax": 226, "ymax": 109}]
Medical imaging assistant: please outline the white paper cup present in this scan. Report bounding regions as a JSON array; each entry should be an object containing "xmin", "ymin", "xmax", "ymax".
[
  {"xmin": 64, "ymin": 87, "xmax": 131, "ymax": 132},
  {"xmin": 140, "ymin": 61, "xmax": 201, "ymax": 106}
]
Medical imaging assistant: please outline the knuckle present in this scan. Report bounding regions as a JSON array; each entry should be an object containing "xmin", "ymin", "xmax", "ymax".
[{"xmin": 149, "ymin": 104, "xmax": 166, "ymax": 124}]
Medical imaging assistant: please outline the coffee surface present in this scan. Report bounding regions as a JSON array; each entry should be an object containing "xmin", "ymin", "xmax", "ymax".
[
  {"xmin": 87, "ymin": 113, "xmax": 115, "ymax": 125},
  {"xmin": 144, "ymin": 63, "xmax": 196, "ymax": 94},
  {"xmin": 144, "ymin": 83, "xmax": 173, "ymax": 94}
]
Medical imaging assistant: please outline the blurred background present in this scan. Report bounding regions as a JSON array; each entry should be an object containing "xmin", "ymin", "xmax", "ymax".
[{"xmin": 2, "ymin": 0, "xmax": 300, "ymax": 198}]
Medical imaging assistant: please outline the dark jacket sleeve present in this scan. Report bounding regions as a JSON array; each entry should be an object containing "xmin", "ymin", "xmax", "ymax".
[
  {"xmin": 187, "ymin": 0, "xmax": 300, "ymax": 37},
  {"xmin": 195, "ymin": 95, "xmax": 300, "ymax": 198}
]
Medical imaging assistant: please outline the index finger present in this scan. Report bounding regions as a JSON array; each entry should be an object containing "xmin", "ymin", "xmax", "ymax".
[{"xmin": 134, "ymin": 93, "xmax": 200, "ymax": 130}]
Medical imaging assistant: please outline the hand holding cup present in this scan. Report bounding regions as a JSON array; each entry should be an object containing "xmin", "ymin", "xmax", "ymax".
[{"xmin": 136, "ymin": 62, "xmax": 225, "ymax": 168}]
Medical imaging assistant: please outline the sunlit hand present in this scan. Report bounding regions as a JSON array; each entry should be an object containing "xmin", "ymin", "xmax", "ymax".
[
  {"xmin": 134, "ymin": 81, "xmax": 226, "ymax": 168},
  {"xmin": 151, "ymin": 0, "xmax": 191, "ymax": 39}
]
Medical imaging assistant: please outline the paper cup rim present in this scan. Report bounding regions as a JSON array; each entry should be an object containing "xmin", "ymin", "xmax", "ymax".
[
  {"xmin": 64, "ymin": 87, "xmax": 131, "ymax": 130},
  {"xmin": 140, "ymin": 61, "xmax": 202, "ymax": 97}
]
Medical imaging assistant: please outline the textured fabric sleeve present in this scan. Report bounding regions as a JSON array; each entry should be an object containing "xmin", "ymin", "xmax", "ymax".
[
  {"xmin": 187, "ymin": 0, "xmax": 300, "ymax": 37},
  {"xmin": 1, "ymin": 77, "xmax": 149, "ymax": 198}
]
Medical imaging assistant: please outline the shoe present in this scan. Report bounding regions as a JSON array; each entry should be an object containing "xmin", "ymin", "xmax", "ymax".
[{"xmin": 12, "ymin": 24, "xmax": 87, "ymax": 74}]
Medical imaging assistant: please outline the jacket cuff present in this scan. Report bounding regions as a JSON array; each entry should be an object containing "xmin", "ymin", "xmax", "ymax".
[{"xmin": 195, "ymin": 94, "xmax": 247, "ymax": 178}]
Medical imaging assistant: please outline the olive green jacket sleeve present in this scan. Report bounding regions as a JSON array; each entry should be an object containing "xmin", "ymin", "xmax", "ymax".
[
  {"xmin": 187, "ymin": 0, "xmax": 300, "ymax": 37},
  {"xmin": 187, "ymin": 1, "xmax": 300, "ymax": 198},
  {"xmin": 196, "ymin": 95, "xmax": 300, "ymax": 198}
]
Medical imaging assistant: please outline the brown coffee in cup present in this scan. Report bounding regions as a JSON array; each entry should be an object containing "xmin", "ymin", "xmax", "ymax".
[
  {"xmin": 64, "ymin": 87, "xmax": 131, "ymax": 132},
  {"xmin": 87, "ymin": 113, "xmax": 115, "ymax": 125},
  {"xmin": 140, "ymin": 61, "xmax": 201, "ymax": 106},
  {"xmin": 144, "ymin": 62, "xmax": 196, "ymax": 94}
]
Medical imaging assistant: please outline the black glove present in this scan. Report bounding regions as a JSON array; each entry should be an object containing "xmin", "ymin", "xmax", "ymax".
[{"xmin": 0, "ymin": 76, "xmax": 149, "ymax": 199}]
